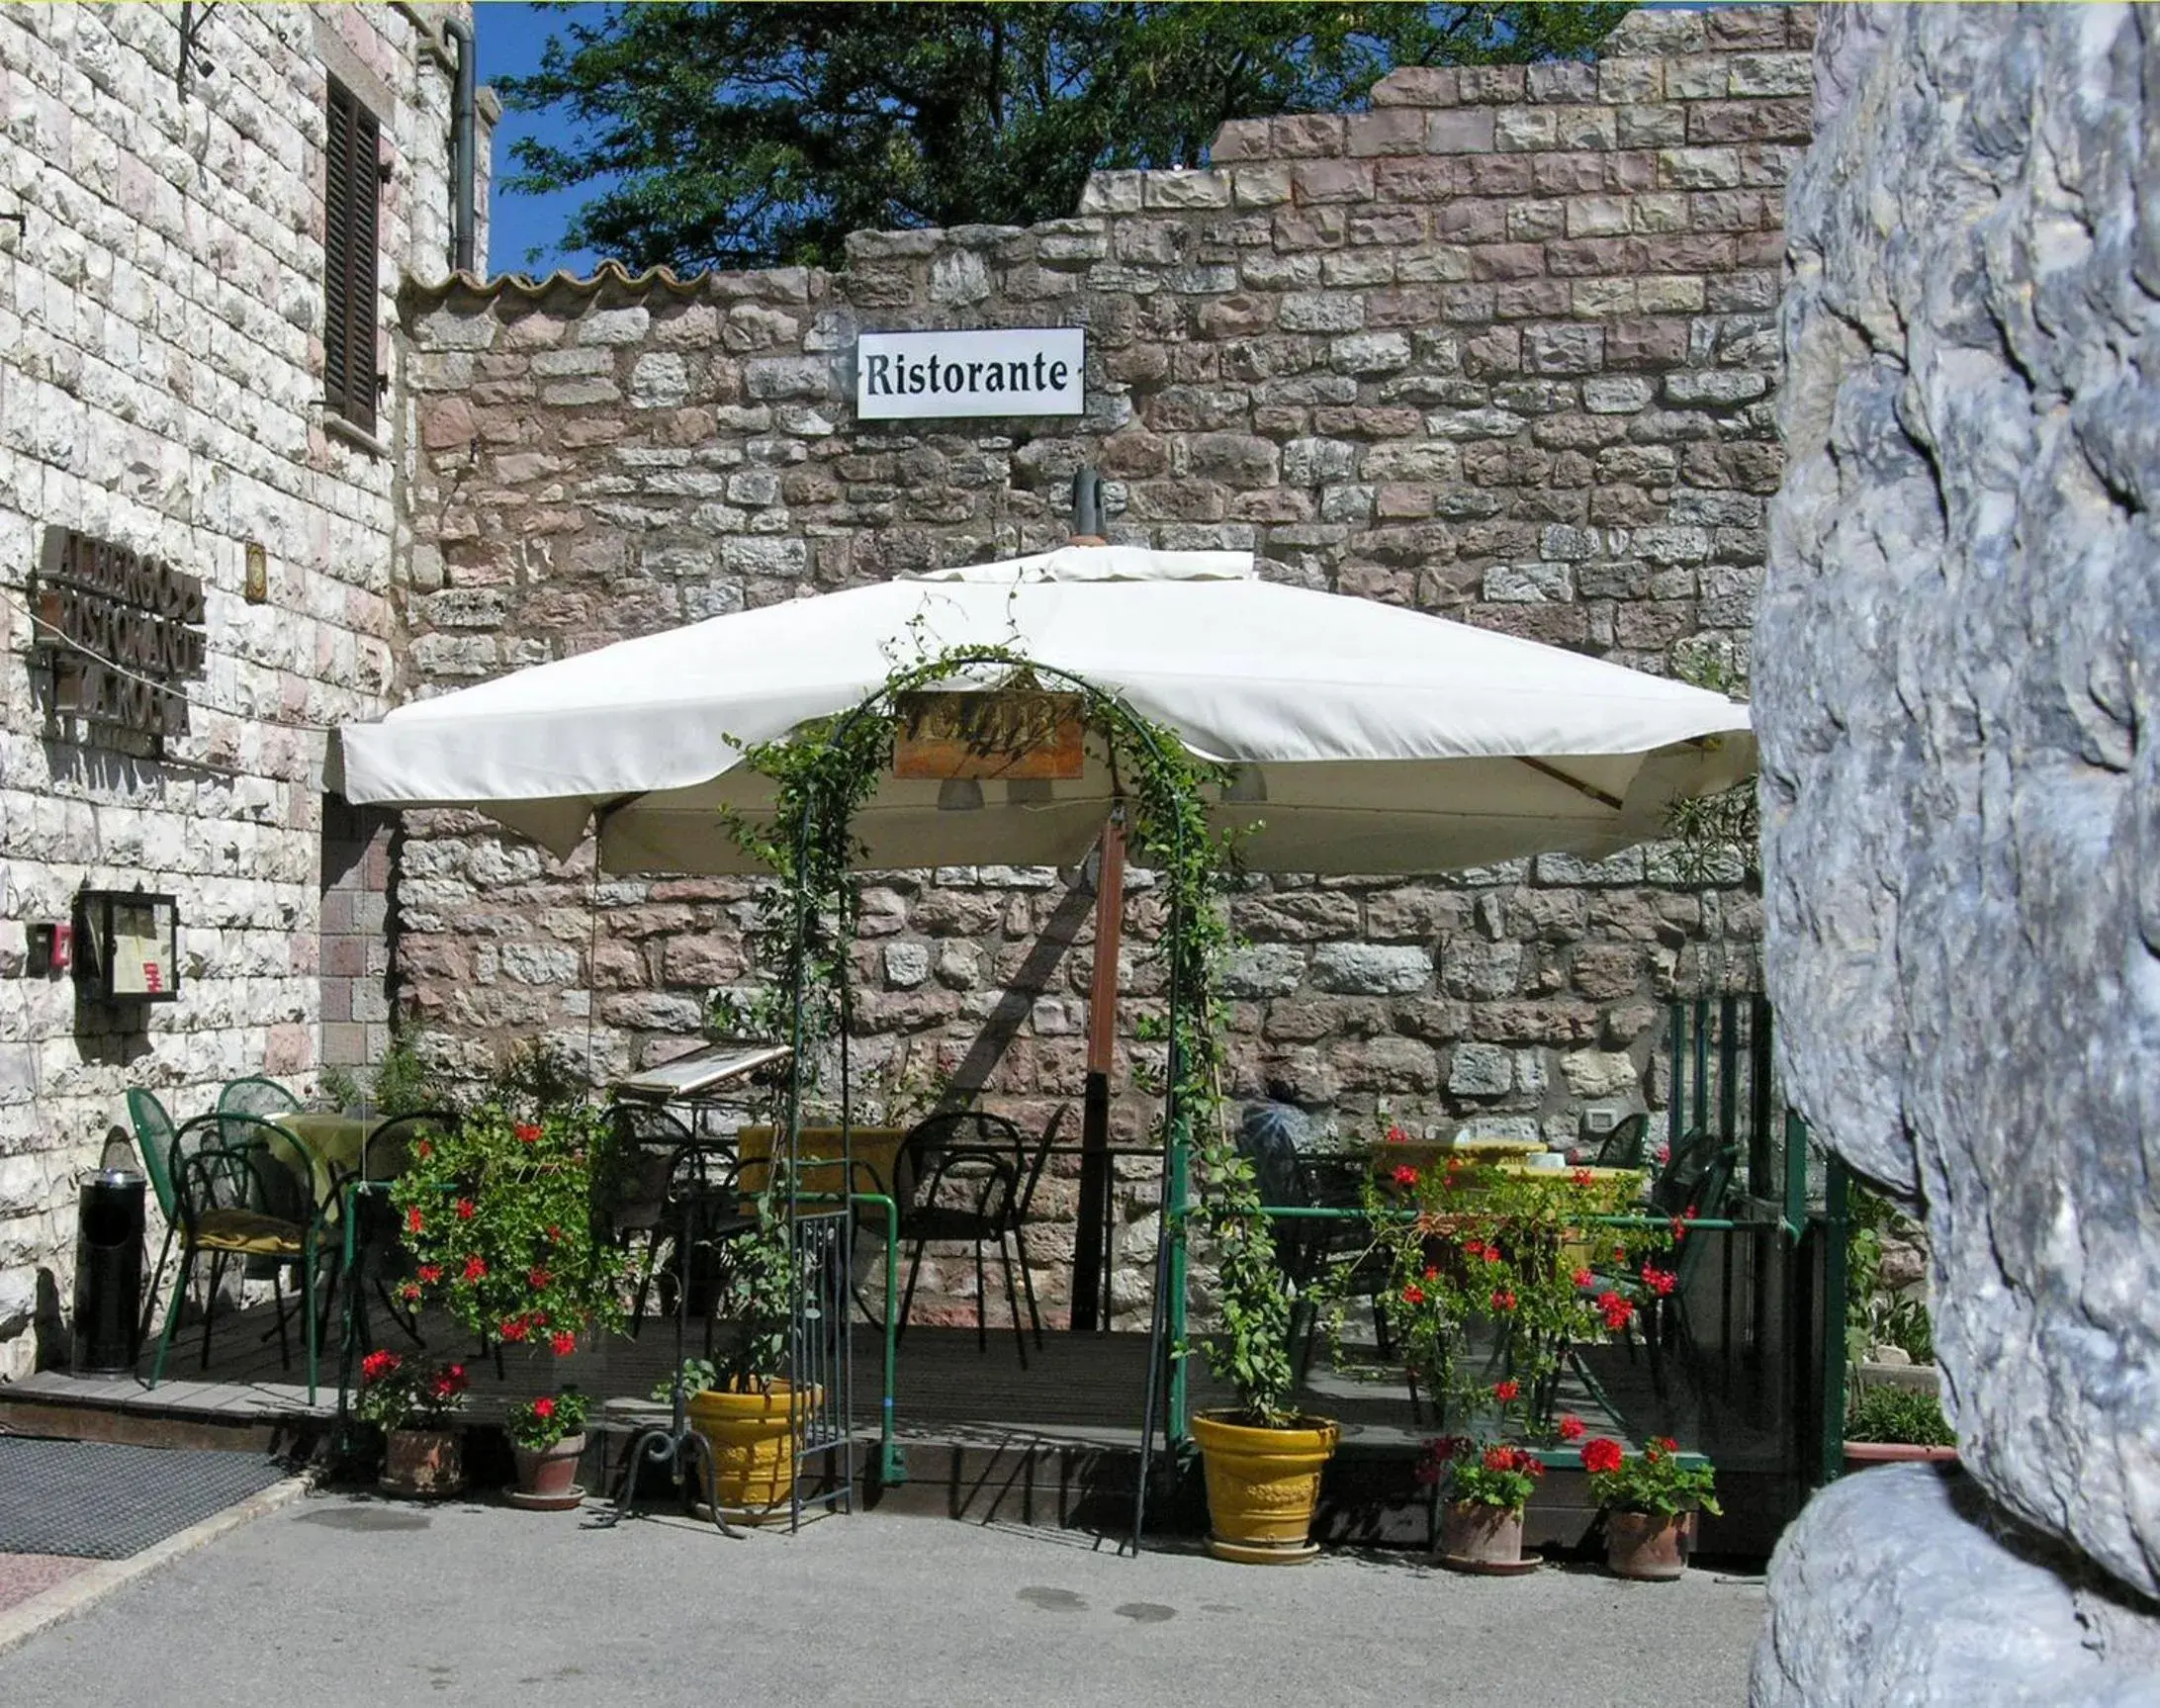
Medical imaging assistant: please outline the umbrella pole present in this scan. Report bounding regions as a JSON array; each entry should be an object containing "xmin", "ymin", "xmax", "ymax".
[{"xmin": 1070, "ymin": 811, "xmax": 1125, "ymax": 1332}]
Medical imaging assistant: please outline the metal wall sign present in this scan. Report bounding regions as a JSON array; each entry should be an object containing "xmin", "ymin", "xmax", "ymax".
[
  {"xmin": 891, "ymin": 690, "xmax": 1086, "ymax": 779},
  {"xmin": 31, "ymin": 527, "xmax": 206, "ymax": 740},
  {"xmin": 855, "ymin": 327, "xmax": 1085, "ymax": 419}
]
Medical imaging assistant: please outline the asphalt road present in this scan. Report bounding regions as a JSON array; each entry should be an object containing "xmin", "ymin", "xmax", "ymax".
[{"xmin": 0, "ymin": 1493, "xmax": 1766, "ymax": 1706}]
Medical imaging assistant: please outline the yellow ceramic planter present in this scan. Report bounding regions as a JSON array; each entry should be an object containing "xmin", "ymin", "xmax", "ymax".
[
  {"xmin": 687, "ymin": 1380, "xmax": 822, "ymax": 1523},
  {"xmin": 1190, "ymin": 1410, "xmax": 1339, "ymax": 1564}
]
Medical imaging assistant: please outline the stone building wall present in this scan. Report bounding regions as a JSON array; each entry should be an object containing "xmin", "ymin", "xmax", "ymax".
[
  {"xmin": 393, "ymin": 5, "xmax": 1812, "ymax": 1324},
  {"xmin": 0, "ymin": 2, "xmax": 489, "ymax": 1377}
]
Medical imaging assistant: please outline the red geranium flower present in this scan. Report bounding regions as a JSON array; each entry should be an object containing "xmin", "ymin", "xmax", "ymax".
[
  {"xmin": 1401, "ymin": 1283, "xmax": 1426, "ymax": 1305},
  {"xmin": 361, "ymin": 1349, "xmax": 399, "ymax": 1383},
  {"xmin": 1489, "ymin": 1289, "xmax": 1516, "ymax": 1313},
  {"xmin": 401, "ymin": 1282, "xmax": 421, "ymax": 1303},
  {"xmin": 515, "ymin": 1123, "xmax": 542, "ymax": 1145},
  {"xmin": 461, "ymin": 1254, "xmax": 487, "ymax": 1283},
  {"xmin": 456, "ymin": 1198, "xmax": 476, "ymax": 1221},
  {"xmin": 551, "ymin": 1330, "xmax": 577, "ymax": 1357},
  {"xmin": 1580, "ymin": 1437, "xmax": 1625, "ymax": 1476},
  {"xmin": 1386, "ymin": 1124, "xmax": 1409, "ymax": 1145},
  {"xmin": 417, "ymin": 1264, "xmax": 442, "ymax": 1285},
  {"xmin": 1558, "ymin": 1414, "xmax": 1586, "ymax": 1442},
  {"xmin": 1392, "ymin": 1164, "xmax": 1419, "ymax": 1189},
  {"xmin": 1572, "ymin": 1268, "xmax": 1594, "ymax": 1289},
  {"xmin": 1482, "ymin": 1244, "xmax": 1502, "ymax": 1265},
  {"xmin": 1492, "ymin": 1379, "xmax": 1519, "ymax": 1402},
  {"xmin": 533, "ymin": 1395, "xmax": 555, "ymax": 1420},
  {"xmin": 1655, "ymin": 1144, "xmax": 1670, "ymax": 1165},
  {"xmin": 405, "ymin": 1206, "xmax": 424, "ymax": 1235},
  {"xmin": 415, "ymin": 1139, "xmax": 432, "ymax": 1160},
  {"xmin": 1655, "ymin": 1435, "xmax": 1679, "ymax": 1455},
  {"xmin": 528, "ymin": 1268, "xmax": 553, "ymax": 1289},
  {"xmin": 1641, "ymin": 1264, "xmax": 1677, "ymax": 1298},
  {"xmin": 1482, "ymin": 1445, "xmax": 1517, "ymax": 1473},
  {"xmin": 1422, "ymin": 1265, "xmax": 1440, "ymax": 1282},
  {"xmin": 1572, "ymin": 1168, "xmax": 1594, "ymax": 1188},
  {"xmin": 546, "ymin": 1224, "xmax": 562, "ymax": 1242},
  {"xmin": 499, "ymin": 1315, "xmax": 529, "ymax": 1343},
  {"xmin": 1597, "ymin": 1291, "xmax": 1634, "ymax": 1331}
]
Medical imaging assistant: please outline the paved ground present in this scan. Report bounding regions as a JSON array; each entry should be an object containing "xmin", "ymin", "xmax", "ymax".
[{"xmin": 0, "ymin": 1494, "xmax": 1766, "ymax": 1706}]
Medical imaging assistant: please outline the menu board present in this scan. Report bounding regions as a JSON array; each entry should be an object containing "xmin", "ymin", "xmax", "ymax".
[{"xmin": 109, "ymin": 899, "xmax": 168, "ymax": 996}]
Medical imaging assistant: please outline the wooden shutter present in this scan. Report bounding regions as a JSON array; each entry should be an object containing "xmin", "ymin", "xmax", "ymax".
[{"xmin": 323, "ymin": 78, "xmax": 381, "ymax": 435}]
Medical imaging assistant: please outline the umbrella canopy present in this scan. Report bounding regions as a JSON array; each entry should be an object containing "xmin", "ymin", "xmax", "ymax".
[{"xmin": 334, "ymin": 546, "xmax": 1754, "ymax": 875}]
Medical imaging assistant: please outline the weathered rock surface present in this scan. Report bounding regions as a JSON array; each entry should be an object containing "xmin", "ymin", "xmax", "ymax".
[
  {"xmin": 1752, "ymin": 1466, "xmax": 2160, "ymax": 1707},
  {"xmin": 1760, "ymin": 0, "xmax": 2160, "ymax": 1608}
]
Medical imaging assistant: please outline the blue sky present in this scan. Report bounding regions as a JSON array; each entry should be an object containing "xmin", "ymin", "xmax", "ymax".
[{"xmin": 477, "ymin": 2, "xmax": 611, "ymax": 277}]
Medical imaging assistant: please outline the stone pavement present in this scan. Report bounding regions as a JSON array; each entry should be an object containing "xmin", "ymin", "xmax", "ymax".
[{"xmin": 0, "ymin": 1492, "xmax": 1766, "ymax": 1706}]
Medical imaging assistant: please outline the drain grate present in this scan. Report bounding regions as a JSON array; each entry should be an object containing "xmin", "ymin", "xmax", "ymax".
[{"xmin": 0, "ymin": 1438, "xmax": 286, "ymax": 1560}]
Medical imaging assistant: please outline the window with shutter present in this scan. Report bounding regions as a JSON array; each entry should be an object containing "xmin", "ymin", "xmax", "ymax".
[{"xmin": 323, "ymin": 77, "xmax": 382, "ymax": 435}]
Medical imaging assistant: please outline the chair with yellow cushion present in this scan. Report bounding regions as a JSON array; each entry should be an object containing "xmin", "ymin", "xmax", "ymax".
[{"xmin": 149, "ymin": 1111, "xmax": 330, "ymax": 1402}]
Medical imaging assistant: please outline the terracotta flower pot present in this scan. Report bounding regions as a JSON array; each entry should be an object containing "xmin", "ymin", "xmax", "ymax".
[
  {"xmin": 1843, "ymin": 1441, "xmax": 1958, "ymax": 1473},
  {"xmin": 1190, "ymin": 1411, "xmax": 1340, "ymax": 1565},
  {"xmin": 381, "ymin": 1426, "xmax": 465, "ymax": 1498},
  {"xmin": 1436, "ymin": 1499, "xmax": 1531, "ymax": 1573},
  {"xmin": 1604, "ymin": 1508, "xmax": 1691, "ymax": 1580},
  {"xmin": 512, "ymin": 1431, "xmax": 586, "ymax": 1501}
]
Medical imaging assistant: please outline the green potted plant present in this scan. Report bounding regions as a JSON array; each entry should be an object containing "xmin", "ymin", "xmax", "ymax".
[
  {"xmin": 357, "ymin": 1350, "xmax": 469, "ymax": 1497},
  {"xmin": 676, "ymin": 1162, "xmax": 820, "ymax": 1525},
  {"xmin": 1420, "ymin": 1433, "xmax": 1552, "ymax": 1573},
  {"xmin": 391, "ymin": 1093, "xmax": 630, "ymax": 1359},
  {"xmin": 505, "ymin": 1386, "xmax": 590, "ymax": 1510},
  {"xmin": 1843, "ymin": 1383, "xmax": 1957, "ymax": 1470},
  {"xmin": 1578, "ymin": 1434, "xmax": 1722, "ymax": 1579},
  {"xmin": 1187, "ymin": 1116, "xmax": 1340, "ymax": 1565}
]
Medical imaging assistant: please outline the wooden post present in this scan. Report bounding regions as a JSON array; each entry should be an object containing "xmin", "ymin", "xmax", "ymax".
[{"xmin": 1070, "ymin": 812, "xmax": 1125, "ymax": 1332}]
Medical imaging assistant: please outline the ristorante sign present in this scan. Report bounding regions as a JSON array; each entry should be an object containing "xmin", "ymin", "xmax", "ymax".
[
  {"xmin": 856, "ymin": 327, "xmax": 1085, "ymax": 419},
  {"xmin": 32, "ymin": 527, "xmax": 206, "ymax": 741}
]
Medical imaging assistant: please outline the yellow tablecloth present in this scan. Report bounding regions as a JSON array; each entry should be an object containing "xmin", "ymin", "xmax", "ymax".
[
  {"xmin": 265, "ymin": 1113, "xmax": 383, "ymax": 1213},
  {"xmin": 732, "ymin": 1124, "xmax": 909, "ymax": 1205}
]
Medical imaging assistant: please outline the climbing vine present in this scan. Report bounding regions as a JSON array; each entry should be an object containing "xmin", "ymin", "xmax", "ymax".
[{"xmin": 718, "ymin": 640, "xmax": 1301, "ymax": 1426}]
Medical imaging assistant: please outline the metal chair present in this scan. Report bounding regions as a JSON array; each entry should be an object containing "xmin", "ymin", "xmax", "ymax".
[
  {"xmin": 126, "ymin": 1089, "xmax": 187, "ymax": 1343},
  {"xmin": 605, "ymin": 1104, "xmax": 748, "ymax": 1335},
  {"xmin": 149, "ymin": 1111, "xmax": 332, "ymax": 1402},
  {"xmin": 218, "ymin": 1075, "xmax": 302, "ymax": 1123},
  {"xmin": 1585, "ymin": 1112, "xmax": 1650, "ymax": 1171},
  {"xmin": 342, "ymin": 1109, "xmax": 459, "ymax": 1355},
  {"xmin": 893, "ymin": 1110, "xmax": 1037, "ymax": 1359}
]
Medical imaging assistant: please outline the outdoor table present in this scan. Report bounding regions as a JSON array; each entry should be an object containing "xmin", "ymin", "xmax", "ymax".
[{"xmin": 264, "ymin": 1112, "xmax": 384, "ymax": 1214}]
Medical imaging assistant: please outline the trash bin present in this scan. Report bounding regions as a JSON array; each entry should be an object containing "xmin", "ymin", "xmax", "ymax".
[{"xmin": 71, "ymin": 1167, "xmax": 146, "ymax": 1374}]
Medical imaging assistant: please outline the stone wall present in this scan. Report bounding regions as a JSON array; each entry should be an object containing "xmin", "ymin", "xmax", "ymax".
[
  {"xmin": 393, "ymin": 5, "xmax": 1812, "ymax": 1325},
  {"xmin": 1755, "ymin": 3, "xmax": 2160, "ymax": 1696},
  {"xmin": 0, "ymin": 2, "xmax": 486, "ymax": 1378}
]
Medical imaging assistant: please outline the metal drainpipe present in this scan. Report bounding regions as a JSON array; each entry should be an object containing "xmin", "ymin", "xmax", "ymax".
[{"xmin": 442, "ymin": 17, "xmax": 478, "ymax": 274}]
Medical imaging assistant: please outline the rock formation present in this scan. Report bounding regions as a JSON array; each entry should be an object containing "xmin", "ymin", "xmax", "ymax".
[{"xmin": 1756, "ymin": 2, "xmax": 2160, "ymax": 1696}]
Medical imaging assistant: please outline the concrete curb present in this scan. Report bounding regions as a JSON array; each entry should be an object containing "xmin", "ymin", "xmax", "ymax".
[{"xmin": 0, "ymin": 1475, "xmax": 312, "ymax": 1657}]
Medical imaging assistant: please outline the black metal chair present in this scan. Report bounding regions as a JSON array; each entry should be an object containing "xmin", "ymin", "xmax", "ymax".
[
  {"xmin": 893, "ymin": 1110, "xmax": 1039, "ymax": 1359},
  {"xmin": 1585, "ymin": 1112, "xmax": 1650, "ymax": 1171},
  {"xmin": 148, "ymin": 1112, "xmax": 332, "ymax": 1401},
  {"xmin": 606, "ymin": 1103, "xmax": 751, "ymax": 1339},
  {"xmin": 343, "ymin": 1109, "xmax": 460, "ymax": 1354}
]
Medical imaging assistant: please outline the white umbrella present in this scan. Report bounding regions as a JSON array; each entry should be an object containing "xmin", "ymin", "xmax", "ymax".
[{"xmin": 333, "ymin": 546, "xmax": 1753, "ymax": 875}]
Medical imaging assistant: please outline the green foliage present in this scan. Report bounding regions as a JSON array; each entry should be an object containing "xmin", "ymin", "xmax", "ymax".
[
  {"xmin": 354, "ymin": 1350, "xmax": 468, "ymax": 1433},
  {"xmin": 1580, "ymin": 1434, "xmax": 1722, "ymax": 1517},
  {"xmin": 1845, "ymin": 1182, "xmax": 1934, "ymax": 1367},
  {"xmin": 653, "ymin": 1357, "xmax": 719, "ymax": 1403},
  {"xmin": 390, "ymin": 1095, "xmax": 631, "ymax": 1354},
  {"xmin": 1845, "ymin": 1383, "xmax": 1954, "ymax": 1447},
  {"xmin": 316, "ymin": 1023, "xmax": 442, "ymax": 1118},
  {"xmin": 1343, "ymin": 1143, "xmax": 1669, "ymax": 1436},
  {"xmin": 499, "ymin": 2, "xmax": 1626, "ymax": 271},
  {"xmin": 1423, "ymin": 1437, "xmax": 1544, "ymax": 1511},
  {"xmin": 1664, "ymin": 648, "xmax": 1758, "ymax": 888},
  {"xmin": 505, "ymin": 1386, "xmax": 590, "ymax": 1452}
]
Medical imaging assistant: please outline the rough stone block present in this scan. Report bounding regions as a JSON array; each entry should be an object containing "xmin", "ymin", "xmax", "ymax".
[{"xmin": 1309, "ymin": 944, "xmax": 1432, "ymax": 995}]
